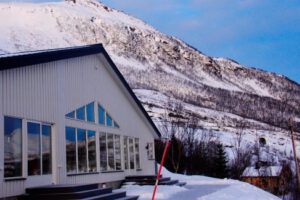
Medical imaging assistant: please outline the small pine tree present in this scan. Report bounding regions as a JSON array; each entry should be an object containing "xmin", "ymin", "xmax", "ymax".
[{"xmin": 214, "ymin": 143, "xmax": 228, "ymax": 178}]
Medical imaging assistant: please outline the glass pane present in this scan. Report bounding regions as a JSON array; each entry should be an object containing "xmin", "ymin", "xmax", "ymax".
[
  {"xmin": 113, "ymin": 121, "xmax": 119, "ymax": 128},
  {"xmin": 76, "ymin": 106, "xmax": 86, "ymax": 121},
  {"xmin": 147, "ymin": 143, "xmax": 154, "ymax": 160},
  {"xmin": 86, "ymin": 102, "xmax": 95, "ymax": 122},
  {"xmin": 99, "ymin": 133, "xmax": 107, "ymax": 171},
  {"xmin": 135, "ymin": 138, "xmax": 140, "ymax": 169},
  {"xmin": 115, "ymin": 135, "xmax": 121, "ymax": 170},
  {"xmin": 87, "ymin": 130, "xmax": 96, "ymax": 172},
  {"xmin": 4, "ymin": 117, "xmax": 22, "ymax": 178},
  {"xmin": 107, "ymin": 134, "xmax": 115, "ymax": 170},
  {"xmin": 123, "ymin": 137, "xmax": 128, "ymax": 170},
  {"xmin": 98, "ymin": 105, "xmax": 105, "ymax": 125},
  {"xmin": 129, "ymin": 138, "xmax": 135, "ymax": 169},
  {"xmin": 27, "ymin": 122, "xmax": 41, "ymax": 176},
  {"xmin": 42, "ymin": 125, "xmax": 51, "ymax": 175},
  {"xmin": 106, "ymin": 114, "xmax": 112, "ymax": 127},
  {"xmin": 65, "ymin": 111, "xmax": 75, "ymax": 118},
  {"xmin": 77, "ymin": 129, "xmax": 87, "ymax": 173},
  {"xmin": 66, "ymin": 127, "xmax": 76, "ymax": 173}
]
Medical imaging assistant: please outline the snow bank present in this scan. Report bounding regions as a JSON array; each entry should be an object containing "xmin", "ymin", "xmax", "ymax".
[{"xmin": 117, "ymin": 167, "xmax": 280, "ymax": 200}]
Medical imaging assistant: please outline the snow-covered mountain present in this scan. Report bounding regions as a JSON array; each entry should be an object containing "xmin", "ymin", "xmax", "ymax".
[{"xmin": 0, "ymin": 0, "xmax": 299, "ymax": 164}]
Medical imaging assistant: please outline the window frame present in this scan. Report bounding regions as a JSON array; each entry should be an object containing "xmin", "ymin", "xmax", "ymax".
[
  {"xmin": 27, "ymin": 120, "xmax": 52, "ymax": 176},
  {"xmin": 123, "ymin": 136, "xmax": 141, "ymax": 171},
  {"xmin": 99, "ymin": 132, "xmax": 123, "ymax": 172},
  {"xmin": 3, "ymin": 116, "xmax": 24, "ymax": 179},
  {"xmin": 147, "ymin": 142, "xmax": 155, "ymax": 160},
  {"xmin": 66, "ymin": 127, "xmax": 97, "ymax": 175},
  {"xmin": 66, "ymin": 101, "xmax": 120, "ymax": 129}
]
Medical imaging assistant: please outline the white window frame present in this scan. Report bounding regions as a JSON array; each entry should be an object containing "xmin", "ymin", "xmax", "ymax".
[
  {"xmin": 66, "ymin": 127, "xmax": 96, "ymax": 175},
  {"xmin": 99, "ymin": 132, "xmax": 122, "ymax": 172},
  {"xmin": 27, "ymin": 120, "xmax": 52, "ymax": 176}
]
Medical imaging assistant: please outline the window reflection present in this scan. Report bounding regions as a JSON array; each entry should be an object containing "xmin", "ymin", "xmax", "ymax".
[
  {"xmin": 107, "ymin": 134, "xmax": 115, "ymax": 170},
  {"xmin": 76, "ymin": 106, "xmax": 85, "ymax": 121},
  {"xmin": 27, "ymin": 122, "xmax": 41, "ymax": 176},
  {"xmin": 98, "ymin": 105, "xmax": 105, "ymax": 125},
  {"xmin": 42, "ymin": 125, "xmax": 51, "ymax": 175},
  {"xmin": 4, "ymin": 117, "xmax": 22, "ymax": 178},
  {"xmin": 99, "ymin": 132, "xmax": 107, "ymax": 171},
  {"xmin": 87, "ymin": 130, "xmax": 96, "ymax": 172},
  {"xmin": 86, "ymin": 102, "xmax": 95, "ymax": 122},
  {"xmin": 106, "ymin": 114, "xmax": 113, "ymax": 127},
  {"xmin": 66, "ymin": 127, "xmax": 76, "ymax": 173},
  {"xmin": 135, "ymin": 138, "xmax": 140, "ymax": 169},
  {"xmin": 65, "ymin": 111, "xmax": 75, "ymax": 119},
  {"xmin": 115, "ymin": 135, "xmax": 121, "ymax": 170},
  {"xmin": 129, "ymin": 138, "xmax": 135, "ymax": 169},
  {"xmin": 123, "ymin": 137, "xmax": 129, "ymax": 170},
  {"xmin": 77, "ymin": 129, "xmax": 87, "ymax": 173}
]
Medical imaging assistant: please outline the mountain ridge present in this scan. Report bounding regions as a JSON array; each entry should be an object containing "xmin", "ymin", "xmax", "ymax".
[{"xmin": 0, "ymin": 0, "xmax": 299, "ymax": 164}]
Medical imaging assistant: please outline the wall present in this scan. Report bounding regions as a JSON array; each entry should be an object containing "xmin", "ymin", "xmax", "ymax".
[{"xmin": 0, "ymin": 54, "xmax": 157, "ymax": 197}]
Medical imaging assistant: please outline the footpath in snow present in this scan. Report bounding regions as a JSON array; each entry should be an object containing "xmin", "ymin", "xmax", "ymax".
[{"xmin": 117, "ymin": 167, "xmax": 280, "ymax": 200}]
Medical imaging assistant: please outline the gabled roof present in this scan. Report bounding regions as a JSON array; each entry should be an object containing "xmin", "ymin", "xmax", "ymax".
[
  {"xmin": 0, "ymin": 44, "xmax": 161, "ymax": 138},
  {"xmin": 242, "ymin": 166, "xmax": 283, "ymax": 177}
]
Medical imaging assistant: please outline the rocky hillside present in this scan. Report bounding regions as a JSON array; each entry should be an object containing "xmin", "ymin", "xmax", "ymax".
[{"xmin": 0, "ymin": 0, "xmax": 299, "ymax": 161}]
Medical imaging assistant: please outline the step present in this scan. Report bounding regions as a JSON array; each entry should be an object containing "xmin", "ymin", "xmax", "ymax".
[
  {"xmin": 82, "ymin": 191, "xmax": 126, "ymax": 200},
  {"xmin": 176, "ymin": 182, "xmax": 187, "ymax": 187},
  {"xmin": 114, "ymin": 196, "xmax": 139, "ymax": 200},
  {"xmin": 27, "ymin": 188, "xmax": 112, "ymax": 200},
  {"xmin": 159, "ymin": 180, "xmax": 179, "ymax": 185},
  {"xmin": 125, "ymin": 175, "xmax": 160, "ymax": 180},
  {"xmin": 125, "ymin": 177, "xmax": 170, "ymax": 183},
  {"xmin": 26, "ymin": 183, "xmax": 99, "ymax": 195}
]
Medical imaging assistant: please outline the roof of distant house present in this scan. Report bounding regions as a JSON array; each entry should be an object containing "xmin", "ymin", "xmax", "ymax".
[{"xmin": 0, "ymin": 43, "xmax": 161, "ymax": 138}]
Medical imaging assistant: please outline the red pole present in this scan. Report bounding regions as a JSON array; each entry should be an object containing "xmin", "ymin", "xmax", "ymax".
[{"xmin": 151, "ymin": 141, "xmax": 170, "ymax": 200}]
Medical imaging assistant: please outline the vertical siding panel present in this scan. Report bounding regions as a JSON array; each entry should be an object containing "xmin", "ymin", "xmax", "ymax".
[{"xmin": 0, "ymin": 71, "xmax": 3, "ymax": 196}]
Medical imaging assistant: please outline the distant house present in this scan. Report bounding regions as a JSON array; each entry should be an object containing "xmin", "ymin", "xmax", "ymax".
[
  {"xmin": 0, "ymin": 44, "xmax": 161, "ymax": 198},
  {"xmin": 241, "ymin": 165, "xmax": 292, "ymax": 194}
]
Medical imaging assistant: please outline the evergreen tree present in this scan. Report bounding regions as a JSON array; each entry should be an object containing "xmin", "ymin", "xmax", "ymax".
[{"xmin": 214, "ymin": 143, "xmax": 228, "ymax": 178}]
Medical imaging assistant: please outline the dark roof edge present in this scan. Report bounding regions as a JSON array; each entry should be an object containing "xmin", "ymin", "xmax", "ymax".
[
  {"xmin": 0, "ymin": 44, "xmax": 103, "ymax": 70},
  {"xmin": 99, "ymin": 46, "xmax": 161, "ymax": 138}
]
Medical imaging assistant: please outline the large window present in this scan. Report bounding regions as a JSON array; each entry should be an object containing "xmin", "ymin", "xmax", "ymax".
[
  {"xmin": 123, "ymin": 137, "xmax": 141, "ymax": 170},
  {"xmin": 27, "ymin": 122, "xmax": 52, "ymax": 176},
  {"xmin": 65, "ymin": 127, "xmax": 96, "ymax": 174},
  {"xmin": 99, "ymin": 133, "xmax": 121, "ymax": 171},
  {"xmin": 4, "ymin": 117, "xmax": 22, "ymax": 178}
]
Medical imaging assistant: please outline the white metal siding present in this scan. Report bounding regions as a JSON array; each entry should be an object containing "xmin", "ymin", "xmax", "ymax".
[{"xmin": 0, "ymin": 54, "xmax": 156, "ymax": 198}]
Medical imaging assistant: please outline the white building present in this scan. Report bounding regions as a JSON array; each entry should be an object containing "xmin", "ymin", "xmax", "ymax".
[{"xmin": 0, "ymin": 44, "xmax": 160, "ymax": 198}]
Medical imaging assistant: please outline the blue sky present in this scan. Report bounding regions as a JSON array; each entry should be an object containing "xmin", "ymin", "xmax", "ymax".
[{"xmin": 1, "ymin": 0, "xmax": 299, "ymax": 83}]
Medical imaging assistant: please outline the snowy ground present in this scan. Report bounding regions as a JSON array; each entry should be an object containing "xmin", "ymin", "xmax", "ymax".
[{"xmin": 117, "ymin": 167, "xmax": 280, "ymax": 200}]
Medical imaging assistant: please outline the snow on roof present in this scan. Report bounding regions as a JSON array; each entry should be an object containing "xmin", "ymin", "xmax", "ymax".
[{"xmin": 242, "ymin": 166, "xmax": 283, "ymax": 177}]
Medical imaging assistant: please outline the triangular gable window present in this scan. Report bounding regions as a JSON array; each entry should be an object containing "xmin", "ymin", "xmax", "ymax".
[
  {"xmin": 65, "ymin": 102, "xmax": 95, "ymax": 123},
  {"xmin": 66, "ymin": 102, "xmax": 119, "ymax": 128},
  {"xmin": 66, "ymin": 111, "xmax": 75, "ymax": 119},
  {"xmin": 97, "ymin": 103, "xmax": 119, "ymax": 128}
]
